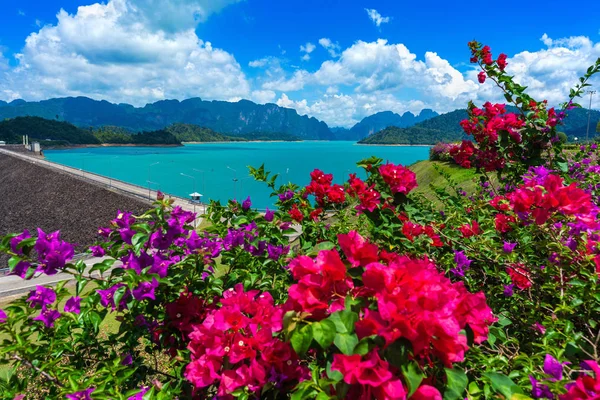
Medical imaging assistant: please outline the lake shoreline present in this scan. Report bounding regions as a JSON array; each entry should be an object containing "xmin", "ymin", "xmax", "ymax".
[
  {"xmin": 356, "ymin": 143, "xmax": 432, "ymax": 147},
  {"xmin": 44, "ymin": 143, "xmax": 183, "ymax": 150}
]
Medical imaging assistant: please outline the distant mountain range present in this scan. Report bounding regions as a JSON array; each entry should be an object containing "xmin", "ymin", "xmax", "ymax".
[
  {"xmin": 333, "ymin": 109, "xmax": 440, "ymax": 141},
  {"xmin": 359, "ymin": 107, "xmax": 600, "ymax": 145},
  {"xmin": 0, "ymin": 97, "xmax": 441, "ymax": 141},
  {"xmin": 0, "ymin": 97, "xmax": 333, "ymax": 140}
]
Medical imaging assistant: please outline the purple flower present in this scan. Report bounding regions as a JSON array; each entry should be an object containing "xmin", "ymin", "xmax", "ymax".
[
  {"xmin": 64, "ymin": 296, "xmax": 81, "ymax": 314},
  {"xmin": 127, "ymin": 387, "xmax": 149, "ymax": 400},
  {"xmin": 503, "ymin": 242, "xmax": 517, "ymax": 253},
  {"xmin": 11, "ymin": 261, "xmax": 31, "ymax": 279},
  {"xmin": 278, "ymin": 190, "xmax": 294, "ymax": 202},
  {"xmin": 10, "ymin": 229, "xmax": 31, "ymax": 255},
  {"xmin": 89, "ymin": 245, "xmax": 105, "ymax": 257},
  {"xmin": 543, "ymin": 354, "xmax": 564, "ymax": 381},
  {"xmin": 503, "ymin": 284, "xmax": 515, "ymax": 297},
  {"xmin": 0, "ymin": 309, "xmax": 7, "ymax": 323},
  {"xmin": 248, "ymin": 241, "xmax": 267, "ymax": 256},
  {"xmin": 66, "ymin": 388, "xmax": 95, "ymax": 400},
  {"xmin": 529, "ymin": 376, "xmax": 553, "ymax": 399},
  {"xmin": 242, "ymin": 196, "xmax": 252, "ymax": 211},
  {"xmin": 132, "ymin": 278, "xmax": 159, "ymax": 301},
  {"xmin": 279, "ymin": 222, "xmax": 291, "ymax": 231},
  {"xmin": 33, "ymin": 306, "xmax": 61, "ymax": 328},
  {"xmin": 122, "ymin": 251, "xmax": 153, "ymax": 274},
  {"xmin": 149, "ymin": 255, "xmax": 172, "ymax": 278},
  {"xmin": 34, "ymin": 228, "xmax": 75, "ymax": 275},
  {"xmin": 121, "ymin": 353, "xmax": 133, "ymax": 366},
  {"xmin": 265, "ymin": 208, "xmax": 274, "ymax": 222},
  {"xmin": 565, "ymin": 237, "xmax": 578, "ymax": 251},
  {"xmin": 28, "ymin": 286, "xmax": 56, "ymax": 308},
  {"xmin": 267, "ymin": 243, "xmax": 290, "ymax": 261},
  {"xmin": 97, "ymin": 284, "xmax": 128, "ymax": 310},
  {"xmin": 592, "ymin": 143, "xmax": 598, "ymax": 150},
  {"xmin": 450, "ymin": 251, "xmax": 472, "ymax": 277}
]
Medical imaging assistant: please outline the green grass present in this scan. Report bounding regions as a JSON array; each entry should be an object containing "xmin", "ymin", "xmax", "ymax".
[{"xmin": 409, "ymin": 160, "xmax": 479, "ymax": 202}]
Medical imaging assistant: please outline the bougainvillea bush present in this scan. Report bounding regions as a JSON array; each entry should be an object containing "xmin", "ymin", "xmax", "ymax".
[{"xmin": 0, "ymin": 43, "xmax": 600, "ymax": 400}]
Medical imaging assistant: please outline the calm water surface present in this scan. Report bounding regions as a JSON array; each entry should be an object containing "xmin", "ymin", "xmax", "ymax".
[{"xmin": 45, "ymin": 142, "xmax": 430, "ymax": 209}]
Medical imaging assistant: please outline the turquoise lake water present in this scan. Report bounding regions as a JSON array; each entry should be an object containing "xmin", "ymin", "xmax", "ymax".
[{"xmin": 44, "ymin": 142, "xmax": 430, "ymax": 210}]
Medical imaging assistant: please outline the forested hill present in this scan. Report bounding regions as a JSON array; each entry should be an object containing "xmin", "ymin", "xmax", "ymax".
[
  {"xmin": 359, "ymin": 107, "xmax": 600, "ymax": 145},
  {"xmin": 0, "ymin": 117, "xmax": 180, "ymax": 146},
  {"xmin": 343, "ymin": 109, "xmax": 439, "ymax": 141},
  {"xmin": 0, "ymin": 97, "xmax": 333, "ymax": 140}
]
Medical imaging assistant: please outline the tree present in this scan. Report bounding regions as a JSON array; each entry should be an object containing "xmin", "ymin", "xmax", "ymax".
[{"xmin": 596, "ymin": 120, "xmax": 600, "ymax": 133}]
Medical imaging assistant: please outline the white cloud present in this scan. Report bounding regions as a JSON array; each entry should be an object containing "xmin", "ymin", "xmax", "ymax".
[
  {"xmin": 498, "ymin": 34, "xmax": 600, "ymax": 106},
  {"xmin": 249, "ymin": 58, "xmax": 269, "ymax": 68},
  {"xmin": 0, "ymin": 0, "xmax": 250, "ymax": 105},
  {"xmin": 251, "ymin": 89, "xmax": 276, "ymax": 103},
  {"xmin": 262, "ymin": 70, "xmax": 308, "ymax": 91},
  {"xmin": 299, "ymin": 42, "xmax": 316, "ymax": 61},
  {"xmin": 365, "ymin": 9, "xmax": 390, "ymax": 27},
  {"xmin": 18, "ymin": 10, "xmax": 26, "ymax": 16},
  {"xmin": 318, "ymin": 38, "xmax": 341, "ymax": 57}
]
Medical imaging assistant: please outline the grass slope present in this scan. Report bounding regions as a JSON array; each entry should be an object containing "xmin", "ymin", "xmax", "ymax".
[{"xmin": 409, "ymin": 160, "xmax": 479, "ymax": 202}]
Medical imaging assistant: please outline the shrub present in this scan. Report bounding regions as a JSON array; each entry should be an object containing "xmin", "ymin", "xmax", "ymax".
[{"xmin": 0, "ymin": 43, "xmax": 599, "ymax": 400}]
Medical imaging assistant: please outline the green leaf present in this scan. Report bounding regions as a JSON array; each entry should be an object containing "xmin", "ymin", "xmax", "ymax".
[
  {"xmin": 89, "ymin": 312, "xmax": 103, "ymax": 333},
  {"xmin": 402, "ymin": 361, "xmax": 424, "ymax": 397},
  {"xmin": 312, "ymin": 320, "xmax": 336, "ymax": 349},
  {"xmin": 333, "ymin": 333, "xmax": 358, "ymax": 355},
  {"xmin": 290, "ymin": 325, "xmax": 313, "ymax": 356},
  {"xmin": 328, "ymin": 310, "xmax": 358, "ymax": 334},
  {"xmin": 484, "ymin": 372, "xmax": 523, "ymax": 399},
  {"xmin": 131, "ymin": 233, "xmax": 148, "ymax": 253},
  {"xmin": 444, "ymin": 368, "xmax": 468, "ymax": 400}
]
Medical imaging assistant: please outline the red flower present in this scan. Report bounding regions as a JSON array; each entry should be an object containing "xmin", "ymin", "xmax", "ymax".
[
  {"xmin": 478, "ymin": 71, "xmax": 486, "ymax": 84},
  {"xmin": 459, "ymin": 221, "xmax": 481, "ymax": 238},
  {"xmin": 506, "ymin": 265, "xmax": 532, "ymax": 290},
  {"xmin": 378, "ymin": 163, "xmax": 417, "ymax": 195},
  {"xmin": 561, "ymin": 360, "xmax": 600, "ymax": 399},
  {"xmin": 309, "ymin": 208, "xmax": 323, "ymax": 221},
  {"xmin": 288, "ymin": 204, "xmax": 303, "ymax": 223},
  {"xmin": 494, "ymin": 214, "xmax": 515, "ymax": 233},
  {"xmin": 497, "ymin": 53, "xmax": 508, "ymax": 71}
]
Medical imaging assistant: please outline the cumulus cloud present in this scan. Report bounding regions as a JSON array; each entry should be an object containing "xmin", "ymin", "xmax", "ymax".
[
  {"xmin": 300, "ymin": 42, "xmax": 316, "ymax": 61},
  {"xmin": 262, "ymin": 70, "xmax": 308, "ymax": 91},
  {"xmin": 0, "ymin": 0, "xmax": 250, "ymax": 105},
  {"xmin": 318, "ymin": 38, "xmax": 341, "ymax": 57},
  {"xmin": 365, "ymin": 9, "xmax": 390, "ymax": 27},
  {"xmin": 251, "ymin": 89, "xmax": 276, "ymax": 104}
]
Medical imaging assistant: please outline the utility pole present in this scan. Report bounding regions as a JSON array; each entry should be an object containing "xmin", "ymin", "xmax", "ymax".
[{"xmin": 586, "ymin": 90, "xmax": 596, "ymax": 142}]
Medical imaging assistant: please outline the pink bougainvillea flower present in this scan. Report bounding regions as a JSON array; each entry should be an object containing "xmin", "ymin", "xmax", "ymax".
[{"xmin": 337, "ymin": 231, "xmax": 379, "ymax": 267}]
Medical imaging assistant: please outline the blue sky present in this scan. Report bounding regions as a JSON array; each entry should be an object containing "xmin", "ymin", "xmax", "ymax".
[{"xmin": 0, "ymin": 0, "xmax": 599, "ymax": 126}]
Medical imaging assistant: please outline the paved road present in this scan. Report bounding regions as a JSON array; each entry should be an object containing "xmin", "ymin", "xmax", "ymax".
[
  {"xmin": 0, "ymin": 148, "xmax": 206, "ymax": 215},
  {"xmin": 0, "ymin": 256, "xmax": 120, "ymax": 299}
]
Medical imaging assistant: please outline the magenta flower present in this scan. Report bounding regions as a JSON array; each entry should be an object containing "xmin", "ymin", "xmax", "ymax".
[
  {"xmin": 33, "ymin": 306, "xmax": 61, "ymax": 328},
  {"xmin": 149, "ymin": 255, "xmax": 172, "ymax": 278},
  {"xmin": 66, "ymin": 388, "xmax": 95, "ymax": 400},
  {"xmin": 265, "ymin": 208, "xmax": 274, "ymax": 222},
  {"xmin": 10, "ymin": 229, "xmax": 31, "ymax": 255},
  {"xmin": 121, "ymin": 353, "xmax": 133, "ymax": 366},
  {"xmin": 11, "ymin": 261, "xmax": 31, "ymax": 279},
  {"xmin": 0, "ymin": 309, "xmax": 7, "ymax": 323},
  {"xmin": 89, "ymin": 245, "xmax": 105, "ymax": 257},
  {"xmin": 34, "ymin": 228, "xmax": 74, "ymax": 275},
  {"xmin": 533, "ymin": 322, "xmax": 546, "ymax": 334},
  {"xmin": 127, "ymin": 387, "xmax": 149, "ymax": 400},
  {"xmin": 543, "ymin": 354, "xmax": 565, "ymax": 381},
  {"xmin": 503, "ymin": 242, "xmax": 517, "ymax": 253},
  {"xmin": 529, "ymin": 375, "xmax": 552, "ymax": 399},
  {"xmin": 242, "ymin": 196, "xmax": 252, "ymax": 211},
  {"xmin": 64, "ymin": 296, "xmax": 81, "ymax": 314},
  {"xmin": 97, "ymin": 284, "xmax": 127, "ymax": 309},
  {"xmin": 503, "ymin": 284, "xmax": 515, "ymax": 297},
  {"xmin": 28, "ymin": 286, "xmax": 56, "ymax": 308},
  {"xmin": 132, "ymin": 278, "xmax": 159, "ymax": 301},
  {"xmin": 450, "ymin": 250, "xmax": 472, "ymax": 277}
]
